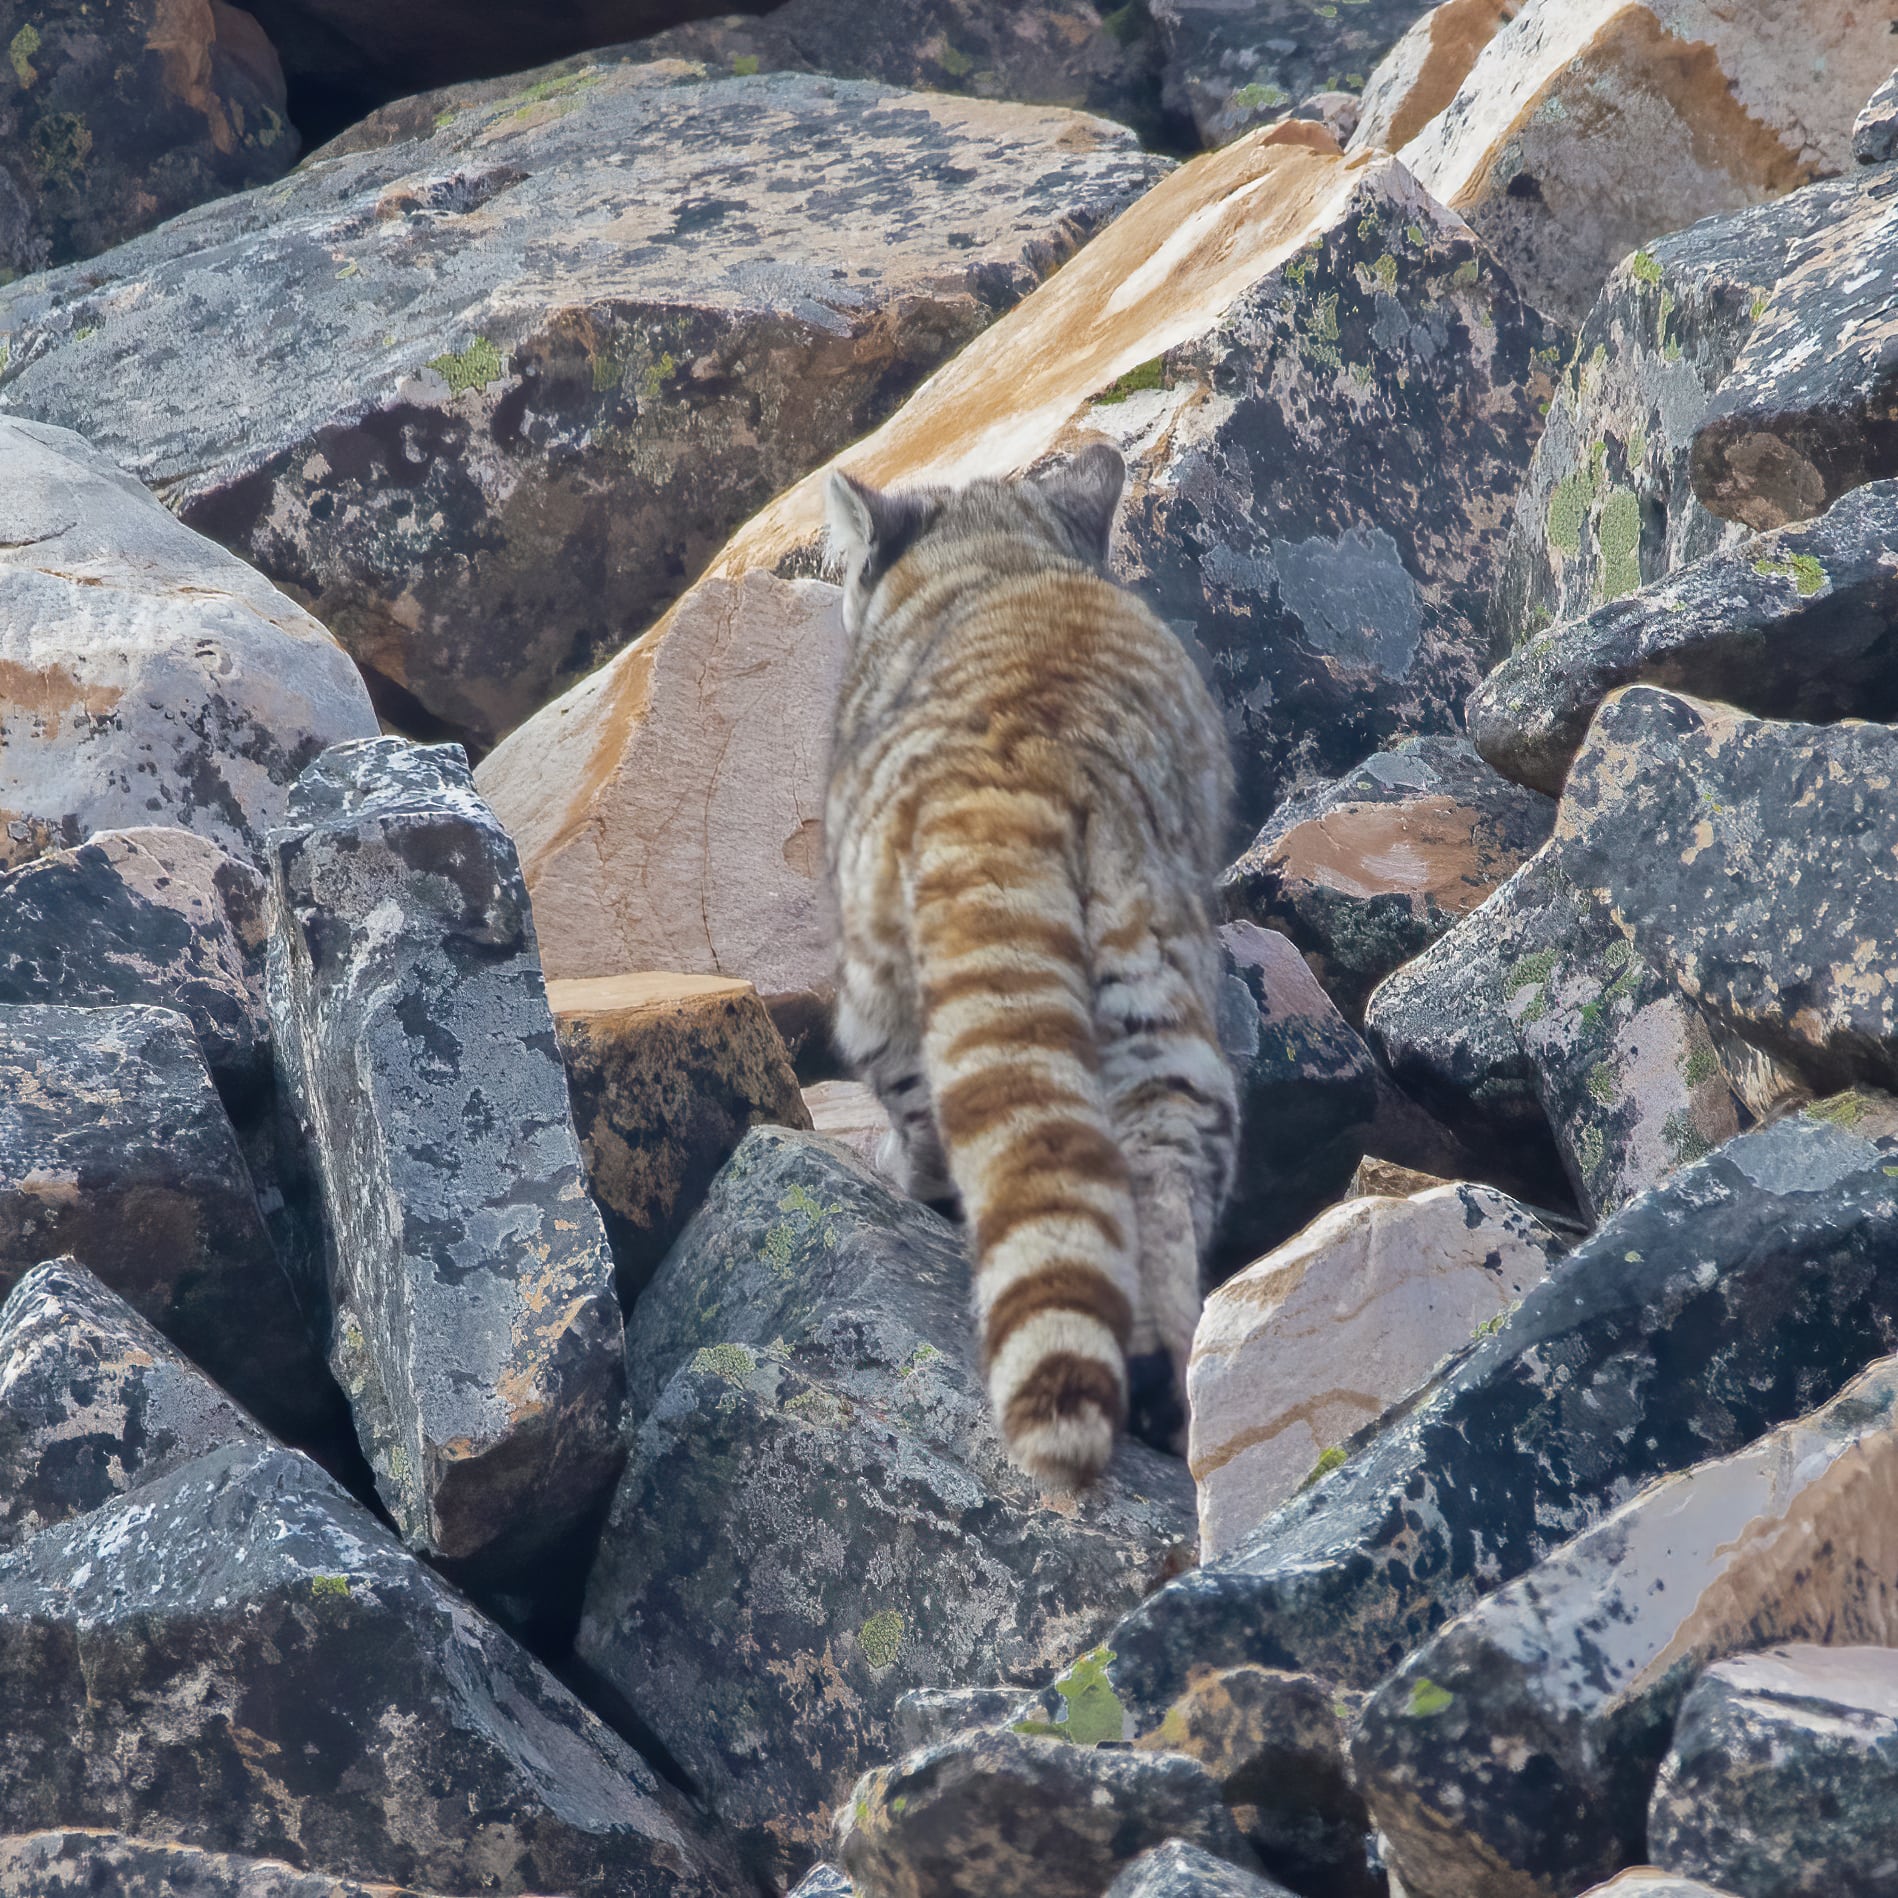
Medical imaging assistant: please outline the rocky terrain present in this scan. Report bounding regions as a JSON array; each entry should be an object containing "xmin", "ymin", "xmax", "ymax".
[{"xmin": 1, "ymin": 2, "xmax": 1896, "ymax": 1895}]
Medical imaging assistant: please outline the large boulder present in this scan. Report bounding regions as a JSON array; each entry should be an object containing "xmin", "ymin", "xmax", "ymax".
[
  {"xmin": 264, "ymin": 739, "xmax": 624, "ymax": 1565},
  {"xmin": 0, "ymin": 61, "xmax": 1161, "ymax": 750},
  {"xmin": 0, "ymin": 1830, "xmax": 460, "ymax": 1898},
  {"xmin": 1351, "ymin": 1356, "xmax": 1898, "ymax": 1898},
  {"xmin": 0, "ymin": 416, "xmax": 375, "ymax": 871},
  {"xmin": 577, "ymin": 1126, "xmax": 1196, "ymax": 1888}
]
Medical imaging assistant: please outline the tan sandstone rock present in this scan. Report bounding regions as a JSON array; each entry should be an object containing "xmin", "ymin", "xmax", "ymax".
[
  {"xmin": 801, "ymin": 1079, "xmax": 895, "ymax": 1174},
  {"xmin": 1188, "ymin": 1183, "xmax": 1564, "ymax": 1559}
]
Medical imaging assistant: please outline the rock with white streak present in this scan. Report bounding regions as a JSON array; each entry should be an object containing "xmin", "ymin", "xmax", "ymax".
[{"xmin": 1349, "ymin": 0, "xmax": 1520, "ymax": 158}]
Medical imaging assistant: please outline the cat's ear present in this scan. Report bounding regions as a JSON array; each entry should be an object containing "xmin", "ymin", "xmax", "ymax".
[
  {"xmin": 826, "ymin": 469, "xmax": 930, "ymax": 575},
  {"xmin": 1034, "ymin": 441, "xmax": 1126, "ymax": 563}
]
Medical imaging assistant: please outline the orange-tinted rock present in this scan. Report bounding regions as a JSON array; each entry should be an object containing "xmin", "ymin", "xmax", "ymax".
[{"xmin": 1349, "ymin": 0, "xmax": 1520, "ymax": 157}]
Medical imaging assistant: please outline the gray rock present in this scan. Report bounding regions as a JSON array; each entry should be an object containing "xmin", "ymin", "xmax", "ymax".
[
  {"xmin": 0, "ymin": 1438, "xmax": 732, "ymax": 1896},
  {"xmin": 1575, "ymin": 1878, "xmax": 1743, "ymax": 1898},
  {"xmin": 791, "ymin": 1868, "xmax": 858, "ymax": 1898},
  {"xmin": 1470, "ymin": 480, "xmax": 1898, "ymax": 797},
  {"xmin": 837, "ymin": 1728, "xmax": 1258, "ymax": 1898},
  {"xmin": 1105, "ymin": 1841, "xmax": 1299, "ymax": 1898},
  {"xmin": 0, "ymin": 1003, "xmax": 323, "ymax": 1437},
  {"xmin": 1650, "ymin": 1647, "xmax": 1898, "ymax": 1898},
  {"xmin": 0, "ymin": 416, "xmax": 377, "ymax": 872},
  {"xmin": 0, "ymin": 60, "xmax": 1162, "ymax": 749},
  {"xmin": 578, "ymin": 1127, "xmax": 1195, "ymax": 1890},
  {"xmin": 0, "ymin": 1830, "xmax": 454, "ymax": 1897},
  {"xmin": 894, "ymin": 1687, "xmax": 1031, "ymax": 1754},
  {"xmin": 264, "ymin": 738, "xmax": 623, "ymax": 1564},
  {"xmin": 0, "ymin": 1257, "xmax": 264, "ymax": 1553},
  {"xmin": 1352, "ymin": 1360, "xmax": 1898, "ymax": 1898},
  {"xmin": 1854, "ymin": 68, "xmax": 1898, "ymax": 164}
]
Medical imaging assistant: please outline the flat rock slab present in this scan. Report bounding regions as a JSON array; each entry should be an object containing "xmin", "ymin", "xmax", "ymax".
[
  {"xmin": 0, "ymin": 61, "xmax": 1161, "ymax": 749},
  {"xmin": 0, "ymin": 1003, "xmax": 321, "ymax": 1436},
  {"xmin": 1189, "ymin": 1183, "xmax": 1565, "ymax": 1560},
  {"xmin": 1855, "ymin": 67, "xmax": 1898, "ymax": 164},
  {"xmin": 265, "ymin": 739, "xmax": 623, "ymax": 1564},
  {"xmin": 549, "ymin": 970, "xmax": 809, "ymax": 1304},
  {"xmin": 1220, "ymin": 735, "xmax": 1553, "ymax": 1021},
  {"xmin": 1353, "ymin": 1357, "xmax": 1898, "ymax": 1898},
  {"xmin": 0, "ymin": 416, "xmax": 376, "ymax": 872},
  {"xmin": 1105, "ymin": 1841, "xmax": 1298, "ymax": 1898},
  {"xmin": 1650, "ymin": 1646, "xmax": 1898, "ymax": 1898},
  {"xmin": 0, "ymin": 827, "xmax": 269, "ymax": 1108},
  {"xmin": 0, "ymin": 1830, "xmax": 457, "ymax": 1897},
  {"xmin": 0, "ymin": 1439, "xmax": 731, "ymax": 1896},
  {"xmin": 1471, "ymin": 480, "xmax": 1898, "ymax": 797},
  {"xmin": 580, "ymin": 1127, "xmax": 1195, "ymax": 1889}
]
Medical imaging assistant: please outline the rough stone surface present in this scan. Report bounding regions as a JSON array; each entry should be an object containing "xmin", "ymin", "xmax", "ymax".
[
  {"xmin": 0, "ymin": 1256, "xmax": 264, "ymax": 1553},
  {"xmin": 0, "ymin": 827, "xmax": 269, "ymax": 1108},
  {"xmin": 791, "ymin": 1867, "xmax": 857, "ymax": 1898},
  {"xmin": 803, "ymin": 1080, "xmax": 896, "ymax": 1174},
  {"xmin": 1558, "ymin": 688, "xmax": 1898, "ymax": 1095},
  {"xmin": 0, "ymin": 0, "xmax": 296, "ymax": 273},
  {"xmin": 0, "ymin": 63, "xmax": 1161, "ymax": 750},
  {"xmin": 0, "ymin": 416, "xmax": 376, "ymax": 872},
  {"xmin": 1189, "ymin": 1183, "xmax": 1565, "ymax": 1560},
  {"xmin": 1220, "ymin": 736, "xmax": 1554, "ymax": 1021},
  {"xmin": 1353, "ymin": 1358, "xmax": 1898, "ymax": 1898},
  {"xmin": 265, "ymin": 738, "xmax": 624, "ymax": 1564},
  {"xmin": 0, "ymin": 1831, "xmax": 456, "ymax": 1898},
  {"xmin": 548, "ymin": 970, "xmax": 809, "ymax": 1304},
  {"xmin": 0, "ymin": 1003, "xmax": 321, "ymax": 1437},
  {"xmin": 0, "ymin": 1439, "xmax": 731, "ymax": 1896},
  {"xmin": 1349, "ymin": 0, "xmax": 1519, "ymax": 157},
  {"xmin": 579, "ymin": 1127, "xmax": 1196, "ymax": 1888},
  {"xmin": 1854, "ymin": 67, "xmax": 1898, "ymax": 164},
  {"xmin": 1104, "ymin": 1841, "xmax": 1298, "ymax": 1898},
  {"xmin": 1470, "ymin": 480, "xmax": 1898, "ymax": 797},
  {"xmin": 1650, "ymin": 1647, "xmax": 1898, "ymax": 1898},
  {"xmin": 893, "ymin": 1687, "xmax": 1029, "ymax": 1755},
  {"xmin": 1396, "ymin": 0, "xmax": 1892, "ymax": 325},
  {"xmin": 837, "ymin": 1729, "xmax": 1257, "ymax": 1898}
]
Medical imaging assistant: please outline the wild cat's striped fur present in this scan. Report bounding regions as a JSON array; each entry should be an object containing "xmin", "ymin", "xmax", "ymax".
[{"xmin": 823, "ymin": 443, "xmax": 1238, "ymax": 1488}]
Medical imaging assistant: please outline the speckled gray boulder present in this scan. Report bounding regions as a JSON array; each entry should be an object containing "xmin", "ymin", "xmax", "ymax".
[
  {"xmin": 1855, "ymin": 68, "xmax": 1898, "ymax": 163},
  {"xmin": 1104, "ymin": 1841, "xmax": 1299, "ymax": 1898},
  {"xmin": 1354, "ymin": 1361, "xmax": 1898, "ymax": 1898},
  {"xmin": 0, "ymin": 1438, "xmax": 732, "ymax": 1896},
  {"xmin": 0, "ymin": 1256, "xmax": 263, "ymax": 1553},
  {"xmin": 837, "ymin": 1728, "xmax": 1257, "ymax": 1898},
  {"xmin": 264, "ymin": 738, "xmax": 623, "ymax": 1564},
  {"xmin": 1650, "ymin": 1647, "xmax": 1898, "ymax": 1898},
  {"xmin": 0, "ymin": 1831, "xmax": 457, "ymax": 1898},
  {"xmin": 1471, "ymin": 480, "xmax": 1898, "ymax": 796},
  {"xmin": 0, "ymin": 61, "xmax": 1161, "ymax": 749},
  {"xmin": 0, "ymin": 1003, "xmax": 323, "ymax": 1436},
  {"xmin": 579, "ymin": 1126, "xmax": 1195, "ymax": 1890}
]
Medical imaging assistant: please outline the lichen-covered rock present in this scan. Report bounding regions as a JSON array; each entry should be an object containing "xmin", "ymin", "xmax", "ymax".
[
  {"xmin": 1691, "ymin": 165, "xmax": 1898, "ymax": 531},
  {"xmin": 0, "ymin": 828, "xmax": 269, "ymax": 1108},
  {"xmin": 0, "ymin": 0, "xmax": 295, "ymax": 273},
  {"xmin": 1137, "ymin": 1667, "xmax": 1377, "ymax": 1898},
  {"xmin": 1189, "ymin": 1183, "xmax": 1564, "ymax": 1559},
  {"xmin": 837, "ymin": 1729, "xmax": 1257, "ymax": 1898},
  {"xmin": 1470, "ymin": 480, "xmax": 1898, "ymax": 796},
  {"xmin": 0, "ymin": 1439, "xmax": 732, "ymax": 1896},
  {"xmin": 0, "ymin": 63, "xmax": 1160, "ymax": 750},
  {"xmin": 1220, "ymin": 736, "xmax": 1553, "ymax": 1021},
  {"xmin": 0, "ymin": 1830, "xmax": 456, "ymax": 1898},
  {"xmin": 264, "ymin": 738, "xmax": 623, "ymax": 1565},
  {"xmin": 1649, "ymin": 1647, "xmax": 1898, "ymax": 1898},
  {"xmin": 579, "ymin": 1127, "xmax": 1195, "ymax": 1888},
  {"xmin": 1396, "ymin": 0, "xmax": 1891, "ymax": 325},
  {"xmin": 1557, "ymin": 688, "xmax": 1898, "ymax": 1094},
  {"xmin": 1352, "ymin": 1358, "xmax": 1898, "ymax": 1898},
  {"xmin": 0, "ymin": 1257, "xmax": 264, "ymax": 1553},
  {"xmin": 1348, "ymin": 0, "xmax": 1519, "ymax": 157},
  {"xmin": 1854, "ymin": 68, "xmax": 1898, "ymax": 164},
  {"xmin": 1104, "ymin": 1841, "xmax": 1299, "ymax": 1898},
  {"xmin": 548, "ymin": 971, "xmax": 809, "ymax": 1303},
  {"xmin": 0, "ymin": 416, "xmax": 376, "ymax": 872},
  {"xmin": 0, "ymin": 1004, "xmax": 322, "ymax": 1436}
]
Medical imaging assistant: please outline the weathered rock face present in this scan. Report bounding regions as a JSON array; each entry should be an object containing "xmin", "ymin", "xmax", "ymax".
[
  {"xmin": 1105, "ymin": 1841, "xmax": 1298, "ymax": 1898},
  {"xmin": 803, "ymin": 1080, "xmax": 896, "ymax": 1174},
  {"xmin": 0, "ymin": 1003, "xmax": 322, "ymax": 1436},
  {"xmin": 548, "ymin": 970, "xmax": 809, "ymax": 1303},
  {"xmin": 1352, "ymin": 1356, "xmax": 1898, "ymax": 1898},
  {"xmin": 1558, "ymin": 689, "xmax": 1898, "ymax": 1095},
  {"xmin": 1220, "ymin": 736, "xmax": 1554, "ymax": 1022},
  {"xmin": 792, "ymin": 1868, "xmax": 858, "ymax": 1898},
  {"xmin": 0, "ymin": 1830, "xmax": 457, "ymax": 1898},
  {"xmin": 1576, "ymin": 1878, "xmax": 1742, "ymax": 1898},
  {"xmin": 1189, "ymin": 1183, "xmax": 1564, "ymax": 1560},
  {"xmin": 0, "ymin": 0, "xmax": 296, "ymax": 273},
  {"xmin": 0, "ymin": 828, "xmax": 269, "ymax": 1109},
  {"xmin": 837, "ymin": 1729, "xmax": 1257, "ymax": 1898},
  {"xmin": 0, "ymin": 416, "xmax": 376, "ymax": 871},
  {"xmin": 0, "ymin": 1257, "xmax": 264, "ymax": 1553},
  {"xmin": 894, "ymin": 1688, "xmax": 1030, "ymax": 1755},
  {"xmin": 264, "ymin": 739, "xmax": 624, "ymax": 1564},
  {"xmin": 1395, "ymin": 0, "xmax": 1891, "ymax": 325},
  {"xmin": 0, "ymin": 63, "xmax": 1160, "ymax": 751},
  {"xmin": 580, "ymin": 1128, "xmax": 1195, "ymax": 1887},
  {"xmin": 1855, "ymin": 68, "xmax": 1898, "ymax": 165},
  {"xmin": 1348, "ymin": 0, "xmax": 1518, "ymax": 158},
  {"xmin": 1470, "ymin": 480, "xmax": 1898, "ymax": 797},
  {"xmin": 0, "ymin": 1439, "xmax": 732, "ymax": 1896},
  {"xmin": 1649, "ymin": 1647, "xmax": 1898, "ymax": 1898}
]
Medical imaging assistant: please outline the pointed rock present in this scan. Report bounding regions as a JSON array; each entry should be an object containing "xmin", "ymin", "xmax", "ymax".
[
  {"xmin": 1854, "ymin": 69, "xmax": 1898, "ymax": 164},
  {"xmin": 1349, "ymin": 0, "xmax": 1520, "ymax": 158},
  {"xmin": 1105, "ymin": 1840, "xmax": 1299, "ymax": 1898}
]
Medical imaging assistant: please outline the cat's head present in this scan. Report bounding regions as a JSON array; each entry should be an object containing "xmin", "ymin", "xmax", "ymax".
[{"xmin": 824, "ymin": 442, "xmax": 1126, "ymax": 635}]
